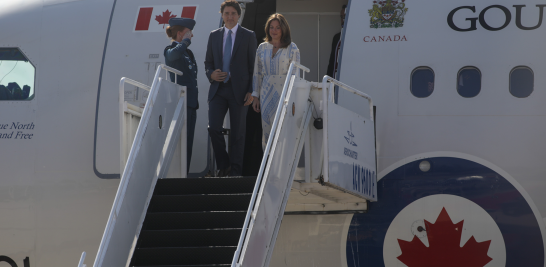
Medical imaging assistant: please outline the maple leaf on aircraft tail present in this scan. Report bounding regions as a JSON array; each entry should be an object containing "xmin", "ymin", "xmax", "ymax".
[
  {"xmin": 397, "ymin": 207, "xmax": 492, "ymax": 267},
  {"xmin": 155, "ymin": 9, "xmax": 177, "ymax": 29}
]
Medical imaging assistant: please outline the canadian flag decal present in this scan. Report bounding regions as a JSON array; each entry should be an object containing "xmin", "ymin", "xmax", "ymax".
[{"xmin": 134, "ymin": 5, "xmax": 198, "ymax": 32}]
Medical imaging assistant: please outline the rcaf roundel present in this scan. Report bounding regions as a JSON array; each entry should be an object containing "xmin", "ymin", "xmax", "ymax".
[
  {"xmin": 384, "ymin": 195, "xmax": 505, "ymax": 266},
  {"xmin": 134, "ymin": 5, "xmax": 198, "ymax": 32},
  {"xmin": 346, "ymin": 157, "xmax": 544, "ymax": 267}
]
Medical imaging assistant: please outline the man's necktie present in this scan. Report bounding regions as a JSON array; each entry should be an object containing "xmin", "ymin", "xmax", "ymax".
[{"xmin": 223, "ymin": 30, "xmax": 232, "ymax": 83}]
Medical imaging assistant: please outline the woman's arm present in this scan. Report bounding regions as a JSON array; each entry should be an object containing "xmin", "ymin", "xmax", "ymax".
[
  {"xmin": 252, "ymin": 45, "xmax": 264, "ymax": 98},
  {"xmin": 289, "ymin": 43, "xmax": 301, "ymax": 76}
]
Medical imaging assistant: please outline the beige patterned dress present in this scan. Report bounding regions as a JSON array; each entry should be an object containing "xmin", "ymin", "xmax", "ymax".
[{"xmin": 252, "ymin": 42, "xmax": 300, "ymax": 148}]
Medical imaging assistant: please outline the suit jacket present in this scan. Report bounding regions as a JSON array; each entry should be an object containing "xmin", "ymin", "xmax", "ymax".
[
  {"xmin": 205, "ymin": 25, "xmax": 257, "ymax": 105},
  {"xmin": 164, "ymin": 39, "xmax": 199, "ymax": 109}
]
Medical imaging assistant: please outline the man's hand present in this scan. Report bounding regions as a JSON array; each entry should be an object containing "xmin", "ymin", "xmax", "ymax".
[
  {"xmin": 211, "ymin": 69, "xmax": 228, "ymax": 82},
  {"xmin": 252, "ymin": 97, "xmax": 260, "ymax": 112},
  {"xmin": 244, "ymin": 93, "xmax": 254, "ymax": 106}
]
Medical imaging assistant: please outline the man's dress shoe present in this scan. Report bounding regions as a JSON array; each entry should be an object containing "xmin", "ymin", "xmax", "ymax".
[{"xmin": 216, "ymin": 166, "xmax": 231, "ymax": 177}]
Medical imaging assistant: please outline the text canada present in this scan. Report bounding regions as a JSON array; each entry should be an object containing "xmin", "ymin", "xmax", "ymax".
[{"xmin": 364, "ymin": 35, "xmax": 407, "ymax": 43}]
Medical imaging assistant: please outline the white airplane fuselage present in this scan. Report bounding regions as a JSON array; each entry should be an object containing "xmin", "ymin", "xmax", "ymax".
[{"xmin": 1, "ymin": 0, "xmax": 545, "ymax": 266}]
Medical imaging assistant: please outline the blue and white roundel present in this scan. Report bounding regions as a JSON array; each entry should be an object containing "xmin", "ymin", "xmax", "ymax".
[{"xmin": 346, "ymin": 157, "xmax": 544, "ymax": 267}]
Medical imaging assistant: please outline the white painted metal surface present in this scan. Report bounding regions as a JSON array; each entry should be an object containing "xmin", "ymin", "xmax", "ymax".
[
  {"xmin": 322, "ymin": 76, "xmax": 377, "ymax": 201},
  {"xmin": 120, "ymin": 78, "xmax": 188, "ymax": 178},
  {"xmin": 334, "ymin": 1, "xmax": 546, "ymax": 266},
  {"xmin": 94, "ymin": 64, "xmax": 186, "ymax": 267},
  {"xmin": 302, "ymin": 83, "xmax": 326, "ymax": 183},
  {"xmin": 270, "ymin": 214, "xmax": 353, "ymax": 267},
  {"xmin": 3, "ymin": 0, "xmax": 546, "ymax": 266},
  {"xmin": 0, "ymin": 0, "xmax": 354, "ymax": 264},
  {"xmin": 97, "ymin": 0, "xmax": 223, "ymax": 176},
  {"xmin": 0, "ymin": 0, "xmax": 357, "ymax": 266},
  {"xmin": 287, "ymin": 182, "xmax": 367, "ymax": 212},
  {"xmin": 119, "ymin": 78, "xmax": 149, "ymax": 174},
  {"xmin": 121, "ymin": 102, "xmax": 143, "ymax": 170},
  {"xmin": 234, "ymin": 62, "xmax": 312, "ymax": 267},
  {"xmin": 78, "ymin": 251, "xmax": 86, "ymax": 267},
  {"xmin": 286, "ymin": 83, "xmax": 369, "ymax": 212}
]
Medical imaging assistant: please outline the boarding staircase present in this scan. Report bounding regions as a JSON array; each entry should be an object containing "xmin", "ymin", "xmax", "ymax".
[{"xmin": 81, "ymin": 63, "xmax": 377, "ymax": 267}]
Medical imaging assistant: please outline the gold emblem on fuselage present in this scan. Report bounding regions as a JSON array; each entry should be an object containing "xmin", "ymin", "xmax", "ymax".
[{"xmin": 369, "ymin": 0, "xmax": 408, "ymax": 28}]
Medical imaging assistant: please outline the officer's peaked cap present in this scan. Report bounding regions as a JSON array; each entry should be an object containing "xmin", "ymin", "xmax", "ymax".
[{"xmin": 169, "ymin": 18, "xmax": 196, "ymax": 30}]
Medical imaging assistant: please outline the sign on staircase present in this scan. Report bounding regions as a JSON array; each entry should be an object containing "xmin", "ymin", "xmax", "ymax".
[{"xmin": 323, "ymin": 78, "xmax": 377, "ymax": 201}]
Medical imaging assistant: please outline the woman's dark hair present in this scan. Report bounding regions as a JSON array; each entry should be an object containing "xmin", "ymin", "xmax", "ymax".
[
  {"xmin": 264, "ymin": 13, "xmax": 292, "ymax": 48},
  {"xmin": 166, "ymin": 25, "xmax": 187, "ymax": 40},
  {"xmin": 221, "ymin": 0, "xmax": 241, "ymax": 15}
]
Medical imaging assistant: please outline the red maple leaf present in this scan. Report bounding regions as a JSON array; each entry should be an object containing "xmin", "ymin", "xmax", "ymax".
[
  {"xmin": 397, "ymin": 207, "xmax": 492, "ymax": 267},
  {"xmin": 155, "ymin": 9, "xmax": 177, "ymax": 29}
]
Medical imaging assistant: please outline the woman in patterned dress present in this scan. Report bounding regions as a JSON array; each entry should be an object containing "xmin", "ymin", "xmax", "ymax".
[{"xmin": 251, "ymin": 13, "xmax": 300, "ymax": 148}]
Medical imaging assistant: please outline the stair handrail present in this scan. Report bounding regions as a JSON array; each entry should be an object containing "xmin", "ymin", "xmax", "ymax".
[
  {"xmin": 232, "ymin": 62, "xmax": 310, "ymax": 267},
  {"xmin": 77, "ymin": 251, "xmax": 86, "ymax": 267},
  {"xmin": 321, "ymin": 75, "xmax": 373, "ymax": 120},
  {"xmin": 94, "ymin": 64, "xmax": 183, "ymax": 267}
]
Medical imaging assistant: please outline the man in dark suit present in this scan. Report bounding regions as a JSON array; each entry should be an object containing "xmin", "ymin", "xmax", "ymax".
[
  {"xmin": 205, "ymin": 0, "xmax": 257, "ymax": 176},
  {"xmin": 327, "ymin": 5, "xmax": 347, "ymax": 79}
]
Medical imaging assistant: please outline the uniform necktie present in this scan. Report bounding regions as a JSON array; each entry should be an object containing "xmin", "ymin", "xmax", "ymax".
[{"xmin": 223, "ymin": 30, "xmax": 232, "ymax": 83}]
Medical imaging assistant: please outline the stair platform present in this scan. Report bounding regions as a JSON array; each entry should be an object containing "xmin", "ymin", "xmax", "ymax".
[{"xmin": 286, "ymin": 181, "xmax": 368, "ymax": 213}]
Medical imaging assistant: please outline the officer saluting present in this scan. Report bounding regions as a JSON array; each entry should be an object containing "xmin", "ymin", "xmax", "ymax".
[{"xmin": 164, "ymin": 17, "xmax": 198, "ymax": 172}]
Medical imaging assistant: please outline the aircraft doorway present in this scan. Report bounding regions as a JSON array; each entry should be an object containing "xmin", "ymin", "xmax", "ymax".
[
  {"xmin": 240, "ymin": 0, "xmax": 348, "ymax": 176},
  {"xmin": 280, "ymin": 2, "xmax": 348, "ymax": 82}
]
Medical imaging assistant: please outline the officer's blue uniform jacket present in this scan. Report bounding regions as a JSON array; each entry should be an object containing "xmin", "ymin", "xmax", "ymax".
[{"xmin": 164, "ymin": 39, "xmax": 199, "ymax": 109}]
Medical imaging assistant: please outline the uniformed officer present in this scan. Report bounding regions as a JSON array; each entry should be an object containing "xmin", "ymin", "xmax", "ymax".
[{"xmin": 164, "ymin": 17, "xmax": 198, "ymax": 172}]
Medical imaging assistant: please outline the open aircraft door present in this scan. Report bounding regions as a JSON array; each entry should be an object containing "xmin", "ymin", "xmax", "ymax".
[{"xmin": 322, "ymin": 77, "xmax": 377, "ymax": 201}]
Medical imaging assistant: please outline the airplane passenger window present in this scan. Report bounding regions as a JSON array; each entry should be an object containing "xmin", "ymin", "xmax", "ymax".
[
  {"xmin": 457, "ymin": 67, "xmax": 481, "ymax": 98},
  {"xmin": 411, "ymin": 67, "xmax": 434, "ymax": 98},
  {"xmin": 0, "ymin": 48, "xmax": 35, "ymax": 101},
  {"xmin": 510, "ymin": 67, "xmax": 534, "ymax": 98}
]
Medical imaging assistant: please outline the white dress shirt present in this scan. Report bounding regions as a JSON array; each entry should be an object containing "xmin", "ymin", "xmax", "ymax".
[{"xmin": 222, "ymin": 23, "xmax": 238, "ymax": 57}]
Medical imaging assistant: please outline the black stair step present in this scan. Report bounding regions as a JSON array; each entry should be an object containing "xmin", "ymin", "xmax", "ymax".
[
  {"xmin": 154, "ymin": 177, "xmax": 257, "ymax": 195},
  {"xmin": 130, "ymin": 247, "xmax": 236, "ymax": 266},
  {"xmin": 143, "ymin": 212, "xmax": 246, "ymax": 230},
  {"xmin": 136, "ymin": 266, "xmax": 229, "ymax": 267},
  {"xmin": 148, "ymin": 194, "xmax": 251, "ymax": 212},
  {"xmin": 137, "ymin": 229, "xmax": 242, "ymax": 248}
]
